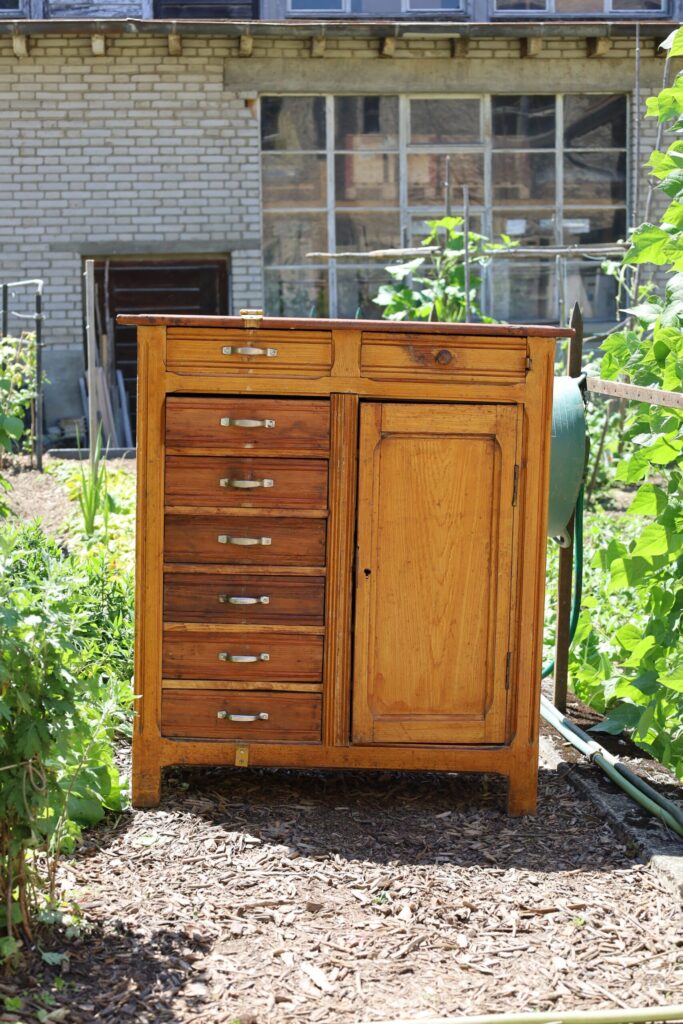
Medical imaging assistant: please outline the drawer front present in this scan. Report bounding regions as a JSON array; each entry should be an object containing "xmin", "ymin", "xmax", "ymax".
[
  {"xmin": 361, "ymin": 332, "xmax": 527, "ymax": 384},
  {"xmin": 166, "ymin": 397, "xmax": 331, "ymax": 454},
  {"xmin": 163, "ymin": 631, "xmax": 324, "ymax": 682},
  {"xmin": 167, "ymin": 329, "xmax": 332, "ymax": 377},
  {"xmin": 162, "ymin": 689, "xmax": 322, "ymax": 742},
  {"xmin": 164, "ymin": 515, "xmax": 327, "ymax": 566},
  {"xmin": 165, "ymin": 456, "xmax": 329, "ymax": 510},
  {"xmin": 164, "ymin": 574, "xmax": 325, "ymax": 625}
]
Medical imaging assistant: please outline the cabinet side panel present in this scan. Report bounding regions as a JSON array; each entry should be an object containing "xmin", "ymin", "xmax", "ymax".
[{"xmin": 132, "ymin": 326, "xmax": 167, "ymax": 807}]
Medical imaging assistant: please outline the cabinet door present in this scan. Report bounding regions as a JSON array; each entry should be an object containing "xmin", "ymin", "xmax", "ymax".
[{"xmin": 352, "ymin": 402, "xmax": 520, "ymax": 746}]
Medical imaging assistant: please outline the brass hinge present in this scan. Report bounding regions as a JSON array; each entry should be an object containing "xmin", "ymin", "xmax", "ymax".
[
  {"xmin": 525, "ymin": 354, "xmax": 532, "ymax": 372},
  {"xmin": 512, "ymin": 464, "xmax": 520, "ymax": 507},
  {"xmin": 505, "ymin": 651, "xmax": 512, "ymax": 690},
  {"xmin": 240, "ymin": 307, "xmax": 264, "ymax": 329}
]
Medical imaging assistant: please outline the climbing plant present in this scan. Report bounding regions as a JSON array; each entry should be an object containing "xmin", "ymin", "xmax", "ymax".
[{"xmin": 569, "ymin": 31, "xmax": 683, "ymax": 777}]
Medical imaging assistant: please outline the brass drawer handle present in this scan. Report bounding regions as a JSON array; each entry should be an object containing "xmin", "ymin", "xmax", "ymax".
[
  {"xmin": 218, "ymin": 652, "xmax": 270, "ymax": 663},
  {"xmin": 220, "ymin": 478, "xmax": 274, "ymax": 489},
  {"xmin": 219, "ymin": 417, "xmax": 275, "ymax": 429},
  {"xmin": 217, "ymin": 711, "xmax": 269, "ymax": 722},
  {"xmin": 222, "ymin": 345, "xmax": 278, "ymax": 358},
  {"xmin": 219, "ymin": 594, "xmax": 270, "ymax": 605},
  {"xmin": 217, "ymin": 535, "xmax": 271, "ymax": 546}
]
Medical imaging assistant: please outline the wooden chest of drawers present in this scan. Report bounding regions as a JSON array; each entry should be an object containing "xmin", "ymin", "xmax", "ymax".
[{"xmin": 121, "ymin": 313, "xmax": 570, "ymax": 815}]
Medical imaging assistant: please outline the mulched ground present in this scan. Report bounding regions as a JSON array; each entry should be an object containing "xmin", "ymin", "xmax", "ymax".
[
  {"xmin": 2, "ymin": 455, "xmax": 74, "ymax": 537},
  {"xmin": 5, "ymin": 765, "xmax": 682, "ymax": 1024}
]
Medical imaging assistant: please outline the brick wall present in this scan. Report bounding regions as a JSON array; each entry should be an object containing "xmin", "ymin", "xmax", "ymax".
[{"xmin": 0, "ymin": 30, "xmax": 674, "ymax": 426}]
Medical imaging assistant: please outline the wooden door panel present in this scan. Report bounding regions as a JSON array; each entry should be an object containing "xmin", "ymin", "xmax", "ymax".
[{"xmin": 352, "ymin": 402, "xmax": 519, "ymax": 746}]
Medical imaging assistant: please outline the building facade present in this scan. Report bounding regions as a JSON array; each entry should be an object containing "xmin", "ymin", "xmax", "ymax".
[{"xmin": 0, "ymin": 2, "xmax": 680, "ymax": 428}]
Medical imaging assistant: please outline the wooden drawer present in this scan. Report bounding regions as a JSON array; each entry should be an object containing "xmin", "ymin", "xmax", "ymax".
[
  {"xmin": 165, "ymin": 456, "xmax": 328, "ymax": 510},
  {"xmin": 161, "ymin": 689, "xmax": 322, "ymax": 742},
  {"xmin": 164, "ymin": 574, "xmax": 325, "ymax": 625},
  {"xmin": 361, "ymin": 332, "xmax": 528, "ymax": 384},
  {"xmin": 162, "ymin": 630, "xmax": 324, "ymax": 682},
  {"xmin": 164, "ymin": 514, "xmax": 327, "ymax": 566},
  {"xmin": 166, "ymin": 329, "xmax": 332, "ymax": 377},
  {"xmin": 165, "ymin": 397, "xmax": 331, "ymax": 455}
]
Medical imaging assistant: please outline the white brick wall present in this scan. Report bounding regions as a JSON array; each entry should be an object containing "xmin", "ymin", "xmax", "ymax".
[{"xmin": 0, "ymin": 30, "xmax": 674, "ymax": 425}]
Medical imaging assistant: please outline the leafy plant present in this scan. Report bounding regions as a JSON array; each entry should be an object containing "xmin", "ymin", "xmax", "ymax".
[
  {"xmin": 374, "ymin": 216, "xmax": 514, "ymax": 323},
  {"xmin": 568, "ymin": 37, "xmax": 683, "ymax": 776},
  {"xmin": 0, "ymin": 333, "xmax": 37, "ymax": 516},
  {"xmin": 0, "ymin": 524, "xmax": 133, "ymax": 962},
  {"xmin": 75, "ymin": 428, "xmax": 112, "ymax": 539}
]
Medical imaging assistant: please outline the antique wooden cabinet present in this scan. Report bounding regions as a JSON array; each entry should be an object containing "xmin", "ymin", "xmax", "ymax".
[{"xmin": 120, "ymin": 312, "xmax": 570, "ymax": 815}]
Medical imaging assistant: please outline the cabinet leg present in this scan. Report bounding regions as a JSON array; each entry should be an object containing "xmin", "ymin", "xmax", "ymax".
[
  {"xmin": 132, "ymin": 765, "xmax": 162, "ymax": 808},
  {"xmin": 506, "ymin": 766, "xmax": 538, "ymax": 817}
]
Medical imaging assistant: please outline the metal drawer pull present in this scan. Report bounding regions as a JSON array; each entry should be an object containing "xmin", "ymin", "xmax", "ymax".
[
  {"xmin": 222, "ymin": 345, "xmax": 278, "ymax": 358},
  {"xmin": 217, "ymin": 535, "xmax": 272, "ymax": 546},
  {"xmin": 219, "ymin": 595, "xmax": 270, "ymax": 605},
  {"xmin": 217, "ymin": 711, "xmax": 269, "ymax": 722},
  {"xmin": 219, "ymin": 417, "xmax": 275, "ymax": 429},
  {"xmin": 218, "ymin": 652, "xmax": 270, "ymax": 663},
  {"xmin": 220, "ymin": 477, "xmax": 274, "ymax": 489}
]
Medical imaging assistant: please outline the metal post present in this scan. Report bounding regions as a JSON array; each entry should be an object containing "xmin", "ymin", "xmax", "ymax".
[
  {"xmin": 84, "ymin": 259, "xmax": 98, "ymax": 468},
  {"xmin": 463, "ymin": 184, "xmax": 471, "ymax": 322},
  {"xmin": 553, "ymin": 301, "xmax": 583, "ymax": 713},
  {"xmin": 1, "ymin": 283, "xmax": 7, "ymax": 338},
  {"xmin": 34, "ymin": 287, "xmax": 43, "ymax": 472},
  {"xmin": 444, "ymin": 156, "xmax": 451, "ymax": 218}
]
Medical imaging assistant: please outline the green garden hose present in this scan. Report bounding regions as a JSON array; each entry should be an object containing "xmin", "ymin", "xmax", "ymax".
[{"xmin": 542, "ymin": 484, "xmax": 584, "ymax": 680}]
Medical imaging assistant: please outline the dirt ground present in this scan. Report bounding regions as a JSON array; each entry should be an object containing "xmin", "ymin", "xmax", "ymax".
[
  {"xmin": 5, "ymin": 766, "xmax": 682, "ymax": 1024},
  {"xmin": 2, "ymin": 463, "xmax": 681, "ymax": 1024}
]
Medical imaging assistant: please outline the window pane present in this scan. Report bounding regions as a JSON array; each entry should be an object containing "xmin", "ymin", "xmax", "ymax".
[
  {"xmin": 407, "ymin": 153, "xmax": 485, "ymax": 206},
  {"xmin": 410, "ymin": 99, "xmax": 481, "ymax": 145},
  {"xmin": 337, "ymin": 266, "xmax": 391, "ymax": 319},
  {"xmin": 554, "ymin": 0, "xmax": 605, "ymax": 10},
  {"xmin": 492, "ymin": 211, "xmax": 556, "ymax": 244},
  {"xmin": 262, "ymin": 154, "xmax": 327, "ymax": 209},
  {"xmin": 492, "ymin": 152, "xmax": 555, "ymax": 205},
  {"xmin": 564, "ymin": 95, "xmax": 627, "ymax": 150},
  {"xmin": 262, "ymin": 212, "xmax": 327, "ymax": 266},
  {"xmin": 611, "ymin": 0, "xmax": 664, "ymax": 10},
  {"xmin": 492, "ymin": 96, "xmax": 555, "ymax": 149},
  {"xmin": 261, "ymin": 97, "xmax": 326, "ymax": 152},
  {"xmin": 290, "ymin": 0, "xmax": 344, "ymax": 9},
  {"xmin": 565, "ymin": 261, "xmax": 618, "ymax": 325},
  {"xmin": 336, "ymin": 211, "xmax": 401, "ymax": 251},
  {"xmin": 265, "ymin": 270, "xmax": 329, "ymax": 318},
  {"xmin": 562, "ymin": 208, "xmax": 627, "ymax": 244},
  {"xmin": 494, "ymin": 1, "xmax": 548, "ymax": 10},
  {"xmin": 335, "ymin": 97, "xmax": 399, "ymax": 150},
  {"xmin": 335, "ymin": 154, "xmax": 400, "ymax": 206},
  {"xmin": 488, "ymin": 261, "xmax": 557, "ymax": 323},
  {"xmin": 406, "ymin": 0, "xmax": 461, "ymax": 9},
  {"xmin": 564, "ymin": 151, "xmax": 626, "ymax": 205}
]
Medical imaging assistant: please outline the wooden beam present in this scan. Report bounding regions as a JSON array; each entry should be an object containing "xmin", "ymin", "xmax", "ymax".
[
  {"xmin": 521, "ymin": 36, "xmax": 542, "ymax": 58},
  {"xmin": 450, "ymin": 37, "xmax": 469, "ymax": 58},
  {"xmin": 380, "ymin": 36, "xmax": 396, "ymax": 58},
  {"xmin": 310, "ymin": 35, "xmax": 326, "ymax": 58},
  {"xmin": 167, "ymin": 32, "xmax": 182, "ymax": 56},
  {"xmin": 12, "ymin": 34, "xmax": 29, "ymax": 58},
  {"xmin": 91, "ymin": 33, "xmax": 106, "ymax": 56},
  {"xmin": 239, "ymin": 33, "xmax": 254, "ymax": 57},
  {"xmin": 587, "ymin": 36, "xmax": 611, "ymax": 57},
  {"xmin": 587, "ymin": 377, "xmax": 683, "ymax": 410}
]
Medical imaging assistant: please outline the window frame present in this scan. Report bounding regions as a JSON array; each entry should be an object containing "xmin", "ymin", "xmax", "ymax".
[
  {"xmin": 285, "ymin": 0, "xmax": 466, "ymax": 17},
  {"xmin": 259, "ymin": 91, "xmax": 629, "ymax": 324},
  {"xmin": 491, "ymin": 0, "xmax": 668, "ymax": 16},
  {"xmin": 0, "ymin": 0, "xmax": 27, "ymax": 16}
]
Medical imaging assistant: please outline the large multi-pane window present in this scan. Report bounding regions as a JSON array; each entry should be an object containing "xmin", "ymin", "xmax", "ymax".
[
  {"xmin": 287, "ymin": 0, "xmax": 463, "ymax": 13},
  {"xmin": 493, "ymin": 0, "xmax": 666, "ymax": 13},
  {"xmin": 261, "ymin": 94, "xmax": 627, "ymax": 324}
]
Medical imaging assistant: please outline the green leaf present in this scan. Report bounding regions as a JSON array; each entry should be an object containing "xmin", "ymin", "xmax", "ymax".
[
  {"xmin": 623, "ymin": 635, "xmax": 657, "ymax": 669},
  {"xmin": 623, "ymin": 224, "xmax": 674, "ymax": 266},
  {"xmin": 589, "ymin": 703, "xmax": 642, "ymax": 735},
  {"xmin": 631, "ymin": 522, "xmax": 683, "ymax": 560},
  {"xmin": 627, "ymin": 483, "xmax": 669, "ymax": 517},
  {"xmin": 660, "ymin": 667, "xmax": 683, "ymax": 693},
  {"xmin": 66, "ymin": 794, "xmax": 105, "ymax": 826},
  {"xmin": 41, "ymin": 950, "xmax": 67, "ymax": 966}
]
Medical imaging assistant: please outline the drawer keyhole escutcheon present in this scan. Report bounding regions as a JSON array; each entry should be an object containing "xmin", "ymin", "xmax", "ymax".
[
  {"xmin": 435, "ymin": 349, "xmax": 453, "ymax": 366},
  {"xmin": 219, "ymin": 594, "xmax": 270, "ymax": 605},
  {"xmin": 217, "ymin": 711, "xmax": 269, "ymax": 722},
  {"xmin": 219, "ymin": 477, "xmax": 274, "ymax": 489},
  {"xmin": 217, "ymin": 535, "xmax": 272, "ymax": 546},
  {"xmin": 219, "ymin": 417, "xmax": 276, "ymax": 429},
  {"xmin": 218, "ymin": 652, "xmax": 270, "ymax": 663}
]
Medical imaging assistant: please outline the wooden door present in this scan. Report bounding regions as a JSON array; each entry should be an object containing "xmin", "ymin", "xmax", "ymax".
[{"xmin": 352, "ymin": 402, "xmax": 520, "ymax": 746}]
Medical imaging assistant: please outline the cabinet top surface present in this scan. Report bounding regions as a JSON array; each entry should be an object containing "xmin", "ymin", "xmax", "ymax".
[{"xmin": 117, "ymin": 314, "xmax": 571, "ymax": 339}]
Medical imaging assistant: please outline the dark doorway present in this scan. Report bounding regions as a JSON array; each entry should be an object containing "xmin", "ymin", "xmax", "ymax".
[{"xmin": 93, "ymin": 257, "xmax": 229, "ymax": 436}]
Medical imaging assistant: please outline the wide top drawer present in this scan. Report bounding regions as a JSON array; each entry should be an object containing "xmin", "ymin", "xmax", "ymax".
[
  {"xmin": 166, "ymin": 397, "xmax": 330, "ymax": 454},
  {"xmin": 167, "ymin": 328, "xmax": 332, "ymax": 377},
  {"xmin": 361, "ymin": 332, "xmax": 528, "ymax": 385}
]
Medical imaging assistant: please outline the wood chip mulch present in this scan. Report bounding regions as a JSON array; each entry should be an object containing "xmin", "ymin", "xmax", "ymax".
[{"xmin": 6, "ymin": 765, "xmax": 682, "ymax": 1024}]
